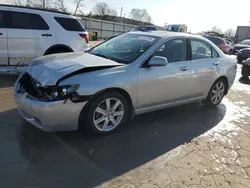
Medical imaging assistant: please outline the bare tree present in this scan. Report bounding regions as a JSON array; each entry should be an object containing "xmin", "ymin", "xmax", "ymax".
[
  {"xmin": 211, "ymin": 26, "xmax": 222, "ymax": 34},
  {"xmin": 129, "ymin": 8, "xmax": 151, "ymax": 22},
  {"xmin": 92, "ymin": 2, "xmax": 117, "ymax": 16},
  {"xmin": 12, "ymin": 0, "xmax": 33, "ymax": 6},
  {"xmin": 54, "ymin": 0, "xmax": 68, "ymax": 12},
  {"xmin": 147, "ymin": 15, "xmax": 152, "ymax": 24},
  {"xmin": 224, "ymin": 28, "xmax": 236, "ymax": 38},
  {"xmin": 73, "ymin": 0, "xmax": 84, "ymax": 15}
]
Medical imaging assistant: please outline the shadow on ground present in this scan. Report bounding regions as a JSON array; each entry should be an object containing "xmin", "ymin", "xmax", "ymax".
[
  {"xmin": 0, "ymin": 75, "xmax": 18, "ymax": 88},
  {"xmin": 0, "ymin": 102, "xmax": 226, "ymax": 188}
]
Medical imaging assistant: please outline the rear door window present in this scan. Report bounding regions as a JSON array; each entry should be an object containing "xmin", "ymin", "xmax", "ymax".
[
  {"xmin": 54, "ymin": 17, "xmax": 85, "ymax": 31},
  {"xmin": 190, "ymin": 39, "xmax": 212, "ymax": 60},
  {"xmin": 9, "ymin": 11, "xmax": 49, "ymax": 30}
]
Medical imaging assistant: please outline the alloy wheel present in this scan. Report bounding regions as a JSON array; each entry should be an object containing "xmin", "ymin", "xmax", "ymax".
[
  {"xmin": 93, "ymin": 98, "xmax": 124, "ymax": 132},
  {"xmin": 211, "ymin": 81, "xmax": 225, "ymax": 104}
]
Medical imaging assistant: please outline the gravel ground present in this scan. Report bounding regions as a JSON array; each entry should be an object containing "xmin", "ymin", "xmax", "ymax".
[{"xmin": 1, "ymin": 62, "xmax": 250, "ymax": 188}]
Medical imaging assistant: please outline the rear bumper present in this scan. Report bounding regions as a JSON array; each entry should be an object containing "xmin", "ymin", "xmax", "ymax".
[{"xmin": 14, "ymin": 76, "xmax": 87, "ymax": 132}]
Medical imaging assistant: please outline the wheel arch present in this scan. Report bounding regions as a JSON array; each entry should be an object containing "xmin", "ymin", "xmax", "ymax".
[
  {"xmin": 93, "ymin": 87, "xmax": 134, "ymax": 116},
  {"xmin": 44, "ymin": 44, "xmax": 74, "ymax": 55},
  {"xmin": 78, "ymin": 87, "xmax": 135, "ymax": 130},
  {"xmin": 214, "ymin": 76, "xmax": 229, "ymax": 95}
]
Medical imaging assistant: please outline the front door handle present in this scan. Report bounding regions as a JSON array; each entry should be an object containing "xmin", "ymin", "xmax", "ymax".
[
  {"xmin": 213, "ymin": 61, "xmax": 220, "ymax": 66},
  {"xmin": 0, "ymin": 33, "xmax": 2, "ymax": 36},
  {"xmin": 41, "ymin": 33, "xmax": 52, "ymax": 37},
  {"xmin": 180, "ymin": 66, "xmax": 189, "ymax": 71}
]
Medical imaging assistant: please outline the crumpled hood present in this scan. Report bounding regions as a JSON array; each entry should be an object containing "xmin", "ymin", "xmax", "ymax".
[{"xmin": 27, "ymin": 52, "xmax": 122, "ymax": 86}]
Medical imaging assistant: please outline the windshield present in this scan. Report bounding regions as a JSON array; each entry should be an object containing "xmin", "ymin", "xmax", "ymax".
[
  {"xmin": 166, "ymin": 25, "xmax": 179, "ymax": 32},
  {"xmin": 89, "ymin": 34, "xmax": 160, "ymax": 64},
  {"xmin": 130, "ymin": 26, "xmax": 157, "ymax": 32},
  {"xmin": 240, "ymin": 40, "xmax": 250, "ymax": 45}
]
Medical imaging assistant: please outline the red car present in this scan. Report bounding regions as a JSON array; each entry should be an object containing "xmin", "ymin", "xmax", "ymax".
[{"xmin": 203, "ymin": 35, "xmax": 229, "ymax": 54}]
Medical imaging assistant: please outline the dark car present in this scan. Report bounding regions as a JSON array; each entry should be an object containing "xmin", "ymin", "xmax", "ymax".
[
  {"xmin": 237, "ymin": 48, "xmax": 250, "ymax": 63},
  {"xmin": 233, "ymin": 39, "xmax": 250, "ymax": 54},
  {"xmin": 240, "ymin": 58, "xmax": 250, "ymax": 79},
  {"xmin": 130, "ymin": 26, "xmax": 157, "ymax": 32},
  {"xmin": 202, "ymin": 35, "xmax": 229, "ymax": 54},
  {"xmin": 237, "ymin": 48, "xmax": 250, "ymax": 79}
]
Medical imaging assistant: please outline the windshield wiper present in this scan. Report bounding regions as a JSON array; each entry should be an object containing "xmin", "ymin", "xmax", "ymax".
[{"xmin": 92, "ymin": 53, "xmax": 129, "ymax": 64}]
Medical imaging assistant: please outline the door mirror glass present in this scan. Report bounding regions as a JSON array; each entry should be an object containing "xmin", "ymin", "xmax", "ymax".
[{"xmin": 148, "ymin": 56, "xmax": 168, "ymax": 67}]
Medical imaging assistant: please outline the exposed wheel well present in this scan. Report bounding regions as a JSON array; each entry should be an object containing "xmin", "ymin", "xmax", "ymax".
[
  {"xmin": 44, "ymin": 45, "xmax": 73, "ymax": 55},
  {"xmin": 215, "ymin": 76, "xmax": 229, "ymax": 95}
]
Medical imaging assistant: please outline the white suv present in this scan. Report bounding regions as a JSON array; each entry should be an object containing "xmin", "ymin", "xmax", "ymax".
[{"xmin": 0, "ymin": 4, "xmax": 89, "ymax": 73}]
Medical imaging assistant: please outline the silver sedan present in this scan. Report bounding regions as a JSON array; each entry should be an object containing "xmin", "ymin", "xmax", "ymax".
[{"xmin": 14, "ymin": 31, "xmax": 237, "ymax": 135}]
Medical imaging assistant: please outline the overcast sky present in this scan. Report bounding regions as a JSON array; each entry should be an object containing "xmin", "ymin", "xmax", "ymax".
[{"xmin": 2, "ymin": 0, "xmax": 250, "ymax": 33}]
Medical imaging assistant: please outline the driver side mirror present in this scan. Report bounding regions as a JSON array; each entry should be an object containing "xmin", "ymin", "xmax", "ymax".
[{"xmin": 148, "ymin": 56, "xmax": 168, "ymax": 67}]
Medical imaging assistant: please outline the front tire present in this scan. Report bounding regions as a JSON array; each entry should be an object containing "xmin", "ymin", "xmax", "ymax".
[
  {"xmin": 203, "ymin": 80, "xmax": 226, "ymax": 107},
  {"xmin": 81, "ymin": 92, "xmax": 129, "ymax": 135}
]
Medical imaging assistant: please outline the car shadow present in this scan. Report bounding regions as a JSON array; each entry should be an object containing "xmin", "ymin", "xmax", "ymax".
[
  {"xmin": 239, "ymin": 77, "xmax": 250, "ymax": 85},
  {"xmin": 13, "ymin": 102, "xmax": 226, "ymax": 187},
  {"xmin": 0, "ymin": 75, "xmax": 18, "ymax": 88}
]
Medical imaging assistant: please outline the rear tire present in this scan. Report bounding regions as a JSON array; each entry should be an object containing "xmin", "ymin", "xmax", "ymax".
[
  {"xmin": 202, "ymin": 79, "xmax": 226, "ymax": 107},
  {"xmin": 45, "ymin": 48, "xmax": 71, "ymax": 55},
  {"xmin": 80, "ymin": 92, "xmax": 129, "ymax": 135}
]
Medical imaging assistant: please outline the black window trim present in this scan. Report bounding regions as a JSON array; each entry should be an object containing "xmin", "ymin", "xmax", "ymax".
[
  {"xmin": 8, "ymin": 10, "xmax": 49, "ymax": 30},
  {"xmin": 141, "ymin": 37, "xmax": 188, "ymax": 68}
]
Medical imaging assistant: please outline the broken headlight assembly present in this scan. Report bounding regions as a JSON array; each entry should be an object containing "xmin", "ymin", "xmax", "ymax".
[{"xmin": 44, "ymin": 84, "xmax": 80, "ymax": 101}]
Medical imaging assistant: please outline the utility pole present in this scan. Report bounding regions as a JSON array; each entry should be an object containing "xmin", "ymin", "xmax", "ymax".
[
  {"xmin": 120, "ymin": 7, "xmax": 123, "ymax": 22},
  {"xmin": 43, "ymin": 0, "xmax": 45, "ymax": 8}
]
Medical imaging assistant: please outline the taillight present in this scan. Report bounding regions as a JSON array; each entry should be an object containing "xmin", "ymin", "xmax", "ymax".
[{"xmin": 79, "ymin": 33, "xmax": 89, "ymax": 44}]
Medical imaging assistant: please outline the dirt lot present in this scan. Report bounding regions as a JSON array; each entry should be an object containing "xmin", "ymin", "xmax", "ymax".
[{"xmin": 1, "ymin": 64, "xmax": 250, "ymax": 188}]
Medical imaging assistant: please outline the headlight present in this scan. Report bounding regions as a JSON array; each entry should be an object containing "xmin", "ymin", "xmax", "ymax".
[{"xmin": 49, "ymin": 84, "xmax": 80, "ymax": 100}]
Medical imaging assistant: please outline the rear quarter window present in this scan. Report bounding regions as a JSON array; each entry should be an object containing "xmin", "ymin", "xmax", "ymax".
[{"xmin": 54, "ymin": 17, "xmax": 85, "ymax": 31}]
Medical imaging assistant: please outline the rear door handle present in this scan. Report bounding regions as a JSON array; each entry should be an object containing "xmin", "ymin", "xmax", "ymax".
[
  {"xmin": 180, "ymin": 66, "xmax": 189, "ymax": 71},
  {"xmin": 0, "ymin": 33, "xmax": 2, "ymax": 36},
  {"xmin": 213, "ymin": 61, "xmax": 220, "ymax": 66},
  {"xmin": 41, "ymin": 33, "xmax": 52, "ymax": 37}
]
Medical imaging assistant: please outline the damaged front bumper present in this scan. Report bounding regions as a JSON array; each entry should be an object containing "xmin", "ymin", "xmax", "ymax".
[{"xmin": 14, "ymin": 73, "xmax": 87, "ymax": 132}]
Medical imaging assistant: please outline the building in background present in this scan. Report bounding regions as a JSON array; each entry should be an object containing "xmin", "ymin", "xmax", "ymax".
[{"xmin": 235, "ymin": 26, "xmax": 250, "ymax": 43}]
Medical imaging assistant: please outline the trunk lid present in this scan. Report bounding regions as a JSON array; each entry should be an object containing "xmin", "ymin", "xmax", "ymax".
[{"xmin": 27, "ymin": 52, "xmax": 122, "ymax": 86}]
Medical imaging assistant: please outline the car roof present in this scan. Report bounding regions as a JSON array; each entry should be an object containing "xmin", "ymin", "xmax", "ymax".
[
  {"xmin": 0, "ymin": 4, "xmax": 70, "ymax": 15},
  {"xmin": 128, "ymin": 31, "xmax": 198, "ymax": 38},
  {"xmin": 133, "ymin": 25, "xmax": 156, "ymax": 28}
]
